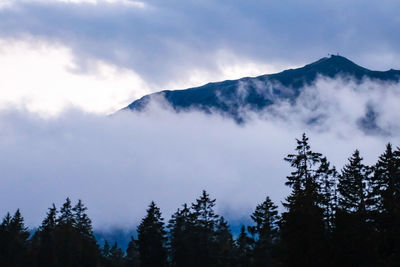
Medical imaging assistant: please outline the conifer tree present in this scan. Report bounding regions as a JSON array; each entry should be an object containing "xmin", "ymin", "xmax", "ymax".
[
  {"xmin": 248, "ymin": 196, "xmax": 279, "ymax": 267},
  {"xmin": 137, "ymin": 201, "xmax": 167, "ymax": 267},
  {"xmin": 0, "ymin": 210, "xmax": 30, "ymax": 266},
  {"xmin": 57, "ymin": 197, "xmax": 75, "ymax": 226},
  {"xmin": 371, "ymin": 144, "xmax": 400, "ymax": 265},
  {"xmin": 125, "ymin": 237, "xmax": 140, "ymax": 267},
  {"xmin": 102, "ymin": 240, "xmax": 111, "ymax": 258},
  {"xmin": 40, "ymin": 204, "xmax": 57, "ymax": 233},
  {"xmin": 102, "ymin": 241, "xmax": 125, "ymax": 267},
  {"xmin": 334, "ymin": 150, "xmax": 375, "ymax": 266},
  {"xmin": 0, "ymin": 212, "xmax": 12, "ymax": 263},
  {"xmin": 214, "ymin": 216, "xmax": 235, "ymax": 267},
  {"xmin": 280, "ymin": 133, "xmax": 326, "ymax": 267},
  {"xmin": 31, "ymin": 204, "xmax": 58, "ymax": 267},
  {"xmin": 73, "ymin": 199, "xmax": 95, "ymax": 239},
  {"xmin": 167, "ymin": 204, "xmax": 193, "ymax": 267},
  {"xmin": 316, "ymin": 157, "xmax": 338, "ymax": 232},
  {"xmin": 338, "ymin": 150, "xmax": 371, "ymax": 214},
  {"xmin": 55, "ymin": 198, "xmax": 100, "ymax": 267},
  {"xmin": 109, "ymin": 242, "xmax": 125, "ymax": 267},
  {"xmin": 54, "ymin": 198, "xmax": 78, "ymax": 267},
  {"xmin": 190, "ymin": 190, "xmax": 220, "ymax": 267},
  {"xmin": 235, "ymin": 226, "xmax": 253, "ymax": 267}
]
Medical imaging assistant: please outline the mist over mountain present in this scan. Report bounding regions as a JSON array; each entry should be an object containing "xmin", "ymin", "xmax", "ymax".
[{"xmin": 126, "ymin": 55, "xmax": 400, "ymax": 124}]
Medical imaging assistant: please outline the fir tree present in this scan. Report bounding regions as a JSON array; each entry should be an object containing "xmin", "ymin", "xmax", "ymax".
[
  {"xmin": 334, "ymin": 150, "xmax": 375, "ymax": 266},
  {"xmin": 214, "ymin": 217, "xmax": 235, "ymax": 267},
  {"xmin": 137, "ymin": 201, "xmax": 167, "ymax": 267},
  {"xmin": 102, "ymin": 241, "xmax": 125, "ymax": 267},
  {"xmin": 280, "ymin": 133, "xmax": 326, "ymax": 267},
  {"xmin": 57, "ymin": 198, "xmax": 75, "ymax": 226},
  {"xmin": 109, "ymin": 242, "xmax": 125, "ymax": 267},
  {"xmin": 40, "ymin": 204, "xmax": 57, "ymax": 233},
  {"xmin": 31, "ymin": 204, "xmax": 58, "ymax": 267},
  {"xmin": 371, "ymin": 144, "xmax": 400, "ymax": 265},
  {"xmin": 248, "ymin": 196, "xmax": 279, "ymax": 267},
  {"xmin": 316, "ymin": 157, "xmax": 338, "ymax": 232},
  {"xmin": 338, "ymin": 150, "xmax": 371, "ymax": 214},
  {"xmin": 0, "ymin": 210, "xmax": 30, "ymax": 267},
  {"xmin": 102, "ymin": 240, "xmax": 111, "ymax": 258},
  {"xmin": 235, "ymin": 226, "xmax": 253, "ymax": 267},
  {"xmin": 125, "ymin": 237, "xmax": 140, "ymax": 267},
  {"xmin": 73, "ymin": 199, "xmax": 94, "ymax": 239},
  {"xmin": 55, "ymin": 198, "xmax": 100, "ymax": 267},
  {"xmin": 167, "ymin": 204, "xmax": 193, "ymax": 267},
  {"xmin": 190, "ymin": 190, "xmax": 220, "ymax": 267}
]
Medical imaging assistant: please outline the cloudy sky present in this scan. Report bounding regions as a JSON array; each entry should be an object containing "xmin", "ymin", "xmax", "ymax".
[
  {"xmin": 0, "ymin": 0, "xmax": 399, "ymax": 114},
  {"xmin": 1, "ymin": 0, "xmax": 400, "ymax": 229}
]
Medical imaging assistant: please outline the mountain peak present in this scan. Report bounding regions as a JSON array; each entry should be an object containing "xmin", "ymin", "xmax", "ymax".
[
  {"xmin": 303, "ymin": 54, "xmax": 369, "ymax": 76},
  {"xmin": 125, "ymin": 56, "xmax": 400, "ymax": 118}
]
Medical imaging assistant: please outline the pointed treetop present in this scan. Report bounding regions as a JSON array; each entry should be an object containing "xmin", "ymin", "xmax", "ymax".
[{"xmin": 57, "ymin": 197, "xmax": 75, "ymax": 226}]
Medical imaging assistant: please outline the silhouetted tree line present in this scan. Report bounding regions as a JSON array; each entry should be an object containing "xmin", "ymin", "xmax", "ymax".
[{"xmin": 2, "ymin": 133, "xmax": 400, "ymax": 266}]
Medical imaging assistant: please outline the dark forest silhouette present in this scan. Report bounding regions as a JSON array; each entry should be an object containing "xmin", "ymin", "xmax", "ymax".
[{"xmin": 1, "ymin": 133, "xmax": 400, "ymax": 266}]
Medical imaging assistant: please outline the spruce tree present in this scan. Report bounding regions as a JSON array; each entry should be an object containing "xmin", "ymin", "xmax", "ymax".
[
  {"xmin": 102, "ymin": 241, "xmax": 125, "ymax": 267},
  {"xmin": 167, "ymin": 204, "xmax": 194, "ymax": 267},
  {"xmin": 57, "ymin": 198, "xmax": 75, "ymax": 226},
  {"xmin": 235, "ymin": 226, "xmax": 253, "ymax": 267},
  {"xmin": 54, "ymin": 198, "xmax": 100, "ymax": 267},
  {"xmin": 102, "ymin": 240, "xmax": 111, "ymax": 258},
  {"xmin": 248, "ymin": 196, "xmax": 279, "ymax": 267},
  {"xmin": 40, "ymin": 204, "xmax": 57, "ymax": 233},
  {"xmin": 214, "ymin": 217, "xmax": 235, "ymax": 267},
  {"xmin": 109, "ymin": 242, "xmax": 125, "ymax": 267},
  {"xmin": 125, "ymin": 237, "xmax": 140, "ymax": 267},
  {"xmin": 73, "ymin": 199, "xmax": 94, "ymax": 239},
  {"xmin": 137, "ymin": 201, "xmax": 167, "ymax": 267},
  {"xmin": 334, "ymin": 150, "xmax": 375, "ymax": 266},
  {"xmin": 0, "ymin": 210, "xmax": 30, "ymax": 267},
  {"xmin": 338, "ymin": 150, "xmax": 371, "ymax": 214},
  {"xmin": 371, "ymin": 144, "xmax": 400, "ymax": 265},
  {"xmin": 280, "ymin": 133, "xmax": 326, "ymax": 267},
  {"xmin": 31, "ymin": 204, "xmax": 58, "ymax": 267},
  {"xmin": 316, "ymin": 157, "xmax": 338, "ymax": 233},
  {"xmin": 190, "ymin": 190, "xmax": 220, "ymax": 267}
]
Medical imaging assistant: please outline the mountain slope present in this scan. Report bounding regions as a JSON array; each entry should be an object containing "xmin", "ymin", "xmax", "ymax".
[{"xmin": 125, "ymin": 55, "xmax": 400, "ymax": 120}]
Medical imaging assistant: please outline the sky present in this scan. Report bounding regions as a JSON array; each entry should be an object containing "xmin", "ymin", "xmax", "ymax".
[
  {"xmin": 0, "ymin": 0, "xmax": 399, "ymax": 114},
  {"xmin": 0, "ymin": 0, "xmax": 400, "ymax": 229}
]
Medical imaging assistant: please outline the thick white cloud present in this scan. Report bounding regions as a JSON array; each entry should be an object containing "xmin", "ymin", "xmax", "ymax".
[
  {"xmin": 0, "ymin": 39, "xmax": 150, "ymax": 114},
  {"xmin": 0, "ymin": 39, "xmax": 288, "ymax": 115}
]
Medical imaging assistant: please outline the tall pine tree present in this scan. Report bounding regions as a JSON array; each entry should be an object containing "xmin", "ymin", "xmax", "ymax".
[
  {"xmin": 167, "ymin": 204, "xmax": 194, "ymax": 267},
  {"xmin": 371, "ymin": 144, "xmax": 400, "ymax": 265},
  {"xmin": 0, "ymin": 210, "xmax": 30, "ymax": 267},
  {"xmin": 190, "ymin": 190, "xmax": 220, "ymax": 267},
  {"xmin": 248, "ymin": 196, "xmax": 279, "ymax": 267},
  {"xmin": 235, "ymin": 226, "xmax": 253, "ymax": 267},
  {"xmin": 214, "ymin": 216, "xmax": 235, "ymax": 267},
  {"xmin": 31, "ymin": 204, "xmax": 58, "ymax": 267},
  {"xmin": 137, "ymin": 201, "xmax": 167, "ymax": 267},
  {"xmin": 280, "ymin": 133, "xmax": 327, "ymax": 267},
  {"xmin": 333, "ymin": 150, "xmax": 375, "ymax": 266}
]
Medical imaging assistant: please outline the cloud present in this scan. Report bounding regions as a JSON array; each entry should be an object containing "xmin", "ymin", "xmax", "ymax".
[
  {"xmin": 260, "ymin": 76, "xmax": 400, "ymax": 136},
  {"xmin": 0, "ymin": 77, "xmax": 399, "ymax": 231},
  {"xmin": 0, "ymin": 0, "xmax": 399, "ymax": 93},
  {"xmin": 0, "ymin": 38, "xmax": 150, "ymax": 115}
]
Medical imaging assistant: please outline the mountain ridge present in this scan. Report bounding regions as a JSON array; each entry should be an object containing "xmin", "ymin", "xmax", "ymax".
[{"xmin": 125, "ymin": 55, "xmax": 400, "ymax": 120}]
